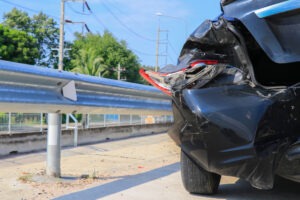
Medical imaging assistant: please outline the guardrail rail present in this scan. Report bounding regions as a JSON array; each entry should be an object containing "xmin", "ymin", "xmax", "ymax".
[{"xmin": 0, "ymin": 60, "xmax": 172, "ymax": 115}]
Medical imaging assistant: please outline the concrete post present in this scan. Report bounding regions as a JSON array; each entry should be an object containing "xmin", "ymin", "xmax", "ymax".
[{"xmin": 46, "ymin": 113, "xmax": 61, "ymax": 177}]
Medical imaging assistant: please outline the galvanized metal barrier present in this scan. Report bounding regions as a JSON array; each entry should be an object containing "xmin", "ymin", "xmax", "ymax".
[
  {"xmin": 0, "ymin": 59, "xmax": 172, "ymax": 177},
  {"xmin": 0, "ymin": 60, "xmax": 172, "ymax": 114}
]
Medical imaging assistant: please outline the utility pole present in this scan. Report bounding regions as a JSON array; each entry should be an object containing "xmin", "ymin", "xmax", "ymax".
[
  {"xmin": 114, "ymin": 63, "xmax": 126, "ymax": 80},
  {"xmin": 155, "ymin": 28, "xmax": 169, "ymax": 72},
  {"xmin": 155, "ymin": 25, "xmax": 160, "ymax": 72},
  {"xmin": 155, "ymin": 15, "xmax": 168, "ymax": 72},
  {"xmin": 47, "ymin": 0, "xmax": 65, "ymax": 177},
  {"xmin": 117, "ymin": 63, "xmax": 121, "ymax": 80},
  {"xmin": 165, "ymin": 31, "xmax": 169, "ymax": 66},
  {"xmin": 47, "ymin": 0, "xmax": 89, "ymax": 178}
]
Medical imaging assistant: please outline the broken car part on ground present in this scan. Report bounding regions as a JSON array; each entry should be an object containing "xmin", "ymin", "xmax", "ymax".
[{"xmin": 140, "ymin": 0, "xmax": 300, "ymax": 195}]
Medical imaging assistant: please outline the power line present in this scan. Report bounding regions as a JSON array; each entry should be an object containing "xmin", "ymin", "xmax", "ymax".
[
  {"xmin": 66, "ymin": 2, "xmax": 91, "ymax": 16},
  {"xmin": 90, "ymin": 12, "xmax": 108, "ymax": 30},
  {"xmin": 0, "ymin": 0, "xmax": 75, "ymax": 35},
  {"xmin": 168, "ymin": 53, "xmax": 177, "ymax": 64},
  {"xmin": 81, "ymin": 1, "xmax": 107, "ymax": 31},
  {"xmin": 0, "ymin": 0, "xmax": 158, "ymax": 64},
  {"xmin": 168, "ymin": 41, "xmax": 179, "ymax": 57},
  {"xmin": 100, "ymin": 2, "xmax": 156, "ymax": 42},
  {"xmin": 0, "ymin": 0, "xmax": 58, "ymax": 20},
  {"xmin": 129, "ymin": 47, "xmax": 156, "ymax": 57},
  {"xmin": 79, "ymin": 1, "xmax": 154, "ymax": 57}
]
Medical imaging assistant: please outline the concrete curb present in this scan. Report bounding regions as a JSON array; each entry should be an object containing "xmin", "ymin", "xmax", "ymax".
[{"xmin": 0, "ymin": 123, "xmax": 172, "ymax": 156}]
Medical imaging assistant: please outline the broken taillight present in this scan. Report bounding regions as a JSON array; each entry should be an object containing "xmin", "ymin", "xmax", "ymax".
[
  {"xmin": 139, "ymin": 69, "xmax": 172, "ymax": 96},
  {"xmin": 139, "ymin": 60, "xmax": 219, "ymax": 96}
]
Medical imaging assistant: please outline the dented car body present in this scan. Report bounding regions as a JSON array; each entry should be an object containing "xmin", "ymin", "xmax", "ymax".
[{"xmin": 141, "ymin": 0, "xmax": 300, "ymax": 194}]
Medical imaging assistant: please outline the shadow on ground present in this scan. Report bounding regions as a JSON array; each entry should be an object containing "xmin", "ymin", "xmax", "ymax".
[
  {"xmin": 54, "ymin": 162, "xmax": 180, "ymax": 200},
  {"xmin": 194, "ymin": 176, "xmax": 300, "ymax": 200}
]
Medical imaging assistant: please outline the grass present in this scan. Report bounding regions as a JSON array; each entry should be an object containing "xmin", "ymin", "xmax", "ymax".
[{"xmin": 18, "ymin": 172, "xmax": 33, "ymax": 183}]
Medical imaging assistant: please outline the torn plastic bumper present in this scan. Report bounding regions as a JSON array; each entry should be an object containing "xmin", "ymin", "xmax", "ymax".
[
  {"xmin": 171, "ymin": 83, "xmax": 300, "ymax": 189},
  {"xmin": 140, "ymin": 16, "xmax": 300, "ymax": 190}
]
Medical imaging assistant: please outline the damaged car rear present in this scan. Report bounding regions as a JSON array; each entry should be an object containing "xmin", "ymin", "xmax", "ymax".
[{"xmin": 140, "ymin": 0, "xmax": 300, "ymax": 194}]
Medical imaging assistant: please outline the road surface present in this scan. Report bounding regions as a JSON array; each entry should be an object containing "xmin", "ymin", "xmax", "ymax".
[{"xmin": 0, "ymin": 133, "xmax": 300, "ymax": 200}]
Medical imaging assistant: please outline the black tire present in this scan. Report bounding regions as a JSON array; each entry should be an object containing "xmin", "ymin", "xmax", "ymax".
[{"xmin": 181, "ymin": 150, "xmax": 221, "ymax": 194}]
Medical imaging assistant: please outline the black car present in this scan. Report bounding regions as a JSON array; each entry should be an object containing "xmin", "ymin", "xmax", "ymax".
[{"xmin": 140, "ymin": 0, "xmax": 300, "ymax": 194}]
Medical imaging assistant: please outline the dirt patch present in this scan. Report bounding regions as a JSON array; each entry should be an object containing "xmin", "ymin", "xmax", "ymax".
[{"xmin": 0, "ymin": 133, "xmax": 180, "ymax": 200}]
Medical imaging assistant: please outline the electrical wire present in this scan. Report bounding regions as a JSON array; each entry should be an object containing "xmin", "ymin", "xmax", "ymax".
[
  {"xmin": 85, "ymin": 1, "xmax": 155, "ymax": 56},
  {"xmin": 0, "ymin": 0, "xmax": 75, "ymax": 35},
  {"xmin": 1, "ymin": 0, "xmax": 158, "ymax": 65},
  {"xmin": 82, "ymin": 1, "xmax": 107, "ymax": 31},
  {"xmin": 66, "ymin": 2, "xmax": 91, "ymax": 16},
  {"xmin": 0, "ymin": 0, "xmax": 58, "ymax": 20},
  {"xmin": 129, "ymin": 47, "xmax": 156, "ymax": 57},
  {"xmin": 168, "ymin": 53, "xmax": 177, "ymax": 64},
  {"xmin": 90, "ymin": 12, "xmax": 108, "ymax": 31},
  {"xmin": 168, "ymin": 41, "xmax": 179, "ymax": 57},
  {"xmin": 100, "ymin": 1, "xmax": 156, "ymax": 42}
]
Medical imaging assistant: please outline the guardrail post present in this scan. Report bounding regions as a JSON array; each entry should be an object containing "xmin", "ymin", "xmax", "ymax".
[
  {"xmin": 8, "ymin": 112, "xmax": 11, "ymax": 133},
  {"xmin": 46, "ymin": 113, "xmax": 61, "ymax": 177},
  {"xmin": 66, "ymin": 114, "xmax": 69, "ymax": 129},
  {"xmin": 86, "ymin": 114, "xmax": 90, "ymax": 129},
  {"xmin": 130, "ymin": 114, "xmax": 132, "ymax": 125},
  {"xmin": 67, "ymin": 114, "xmax": 78, "ymax": 147},
  {"xmin": 103, "ymin": 114, "xmax": 106, "ymax": 127},
  {"xmin": 74, "ymin": 123, "xmax": 78, "ymax": 147},
  {"xmin": 40, "ymin": 113, "xmax": 43, "ymax": 132}
]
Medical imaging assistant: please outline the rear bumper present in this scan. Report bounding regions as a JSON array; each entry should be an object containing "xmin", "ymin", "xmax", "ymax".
[{"xmin": 169, "ymin": 84, "xmax": 300, "ymax": 189}]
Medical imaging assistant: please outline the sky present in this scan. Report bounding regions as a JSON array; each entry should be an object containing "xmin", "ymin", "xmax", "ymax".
[{"xmin": 0, "ymin": 0, "xmax": 221, "ymax": 68}]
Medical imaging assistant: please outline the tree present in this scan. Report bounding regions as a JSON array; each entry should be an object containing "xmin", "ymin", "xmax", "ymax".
[
  {"xmin": 71, "ymin": 48, "xmax": 107, "ymax": 76},
  {"xmin": 70, "ymin": 31, "xmax": 143, "ymax": 83},
  {"xmin": 3, "ymin": 8, "xmax": 31, "ymax": 32},
  {"xmin": 3, "ymin": 8, "xmax": 59, "ymax": 66},
  {"xmin": 0, "ymin": 24, "xmax": 39, "ymax": 64},
  {"xmin": 31, "ymin": 13, "xmax": 59, "ymax": 66}
]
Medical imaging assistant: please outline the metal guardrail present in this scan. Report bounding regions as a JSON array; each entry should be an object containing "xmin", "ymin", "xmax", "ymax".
[{"xmin": 0, "ymin": 60, "xmax": 172, "ymax": 115}]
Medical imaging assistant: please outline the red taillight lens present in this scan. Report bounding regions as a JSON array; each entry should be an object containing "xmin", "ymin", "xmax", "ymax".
[
  {"xmin": 139, "ymin": 69, "xmax": 171, "ymax": 96},
  {"xmin": 190, "ymin": 59, "xmax": 218, "ymax": 67}
]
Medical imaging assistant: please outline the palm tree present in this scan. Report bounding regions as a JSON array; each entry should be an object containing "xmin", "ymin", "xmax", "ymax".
[
  {"xmin": 71, "ymin": 48, "xmax": 106, "ymax": 76},
  {"xmin": 71, "ymin": 48, "xmax": 108, "ymax": 128}
]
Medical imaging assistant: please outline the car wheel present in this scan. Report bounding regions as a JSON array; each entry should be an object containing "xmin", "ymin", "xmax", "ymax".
[{"xmin": 181, "ymin": 150, "xmax": 221, "ymax": 194}]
